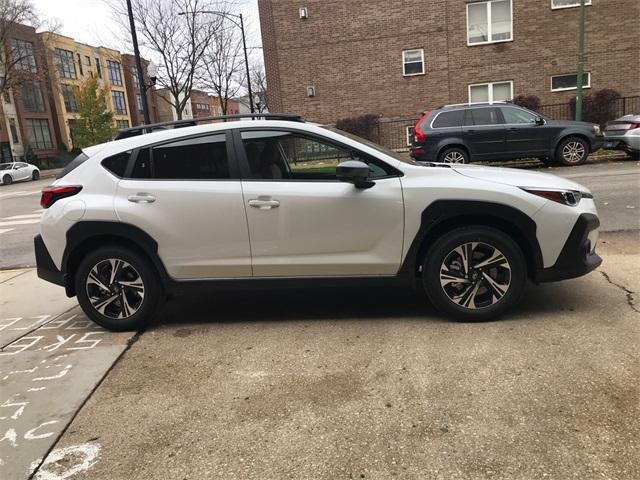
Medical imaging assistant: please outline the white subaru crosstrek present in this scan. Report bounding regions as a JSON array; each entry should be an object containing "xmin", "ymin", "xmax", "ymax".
[{"xmin": 35, "ymin": 115, "xmax": 602, "ymax": 331}]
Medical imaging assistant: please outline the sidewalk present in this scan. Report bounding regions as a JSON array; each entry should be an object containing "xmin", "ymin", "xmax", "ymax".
[{"xmin": 0, "ymin": 269, "xmax": 135, "ymax": 478}]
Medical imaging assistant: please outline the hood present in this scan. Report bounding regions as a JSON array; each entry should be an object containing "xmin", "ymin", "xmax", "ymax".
[
  {"xmin": 450, "ymin": 164, "xmax": 589, "ymax": 192},
  {"xmin": 546, "ymin": 119, "xmax": 595, "ymax": 128}
]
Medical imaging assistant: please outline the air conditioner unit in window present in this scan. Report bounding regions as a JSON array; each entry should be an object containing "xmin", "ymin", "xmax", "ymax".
[
  {"xmin": 306, "ymin": 85, "xmax": 316, "ymax": 97},
  {"xmin": 299, "ymin": 7, "xmax": 308, "ymax": 19}
]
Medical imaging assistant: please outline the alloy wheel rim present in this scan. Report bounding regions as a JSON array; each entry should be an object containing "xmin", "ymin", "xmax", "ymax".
[
  {"xmin": 562, "ymin": 141, "xmax": 585, "ymax": 163},
  {"xmin": 443, "ymin": 151, "xmax": 466, "ymax": 163},
  {"xmin": 86, "ymin": 258, "xmax": 145, "ymax": 319},
  {"xmin": 439, "ymin": 242, "xmax": 511, "ymax": 310}
]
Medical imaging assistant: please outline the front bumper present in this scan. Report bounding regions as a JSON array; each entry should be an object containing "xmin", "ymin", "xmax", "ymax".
[
  {"xmin": 535, "ymin": 213, "xmax": 602, "ymax": 282},
  {"xmin": 34, "ymin": 234, "xmax": 66, "ymax": 288}
]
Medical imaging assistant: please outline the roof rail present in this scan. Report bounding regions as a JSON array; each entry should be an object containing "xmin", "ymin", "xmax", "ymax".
[
  {"xmin": 114, "ymin": 113, "xmax": 304, "ymax": 140},
  {"xmin": 440, "ymin": 100, "xmax": 511, "ymax": 108}
]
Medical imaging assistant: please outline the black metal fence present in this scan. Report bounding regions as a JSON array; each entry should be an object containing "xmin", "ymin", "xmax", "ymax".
[{"xmin": 375, "ymin": 96, "xmax": 640, "ymax": 152}]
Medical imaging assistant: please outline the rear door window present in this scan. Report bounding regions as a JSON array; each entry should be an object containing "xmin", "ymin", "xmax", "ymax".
[
  {"xmin": 101, "ymin": 151, "xmax": 131, "ymax": 177},
  {"xmin": 471, "ymin": 108, "xmax": 502, "ymax": 125},
  {"xmin": 432, "ymin": 110, "xmax": 464, "ymax": 128}
]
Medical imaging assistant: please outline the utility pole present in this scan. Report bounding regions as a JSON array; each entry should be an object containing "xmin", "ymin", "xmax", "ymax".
[
  {"xmin": 126, "ymin": 0, "xmax": 151, "ymax": 125},
  {"xmin": 239, "ymin": 14, "xmax": 255, "ymax": 115},
  {"xmin": 575, "ymin": 0, "xmax": 586, "ymax": 121}
]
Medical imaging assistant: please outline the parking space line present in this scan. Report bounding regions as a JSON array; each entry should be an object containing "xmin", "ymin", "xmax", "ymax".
[
  {"xmin": 0, "ymin": 219, "xmax": 41, "ymax": 227},
  {"xmin": 0, "ymin": 228, "xmax": 15, "ymax": 235}
]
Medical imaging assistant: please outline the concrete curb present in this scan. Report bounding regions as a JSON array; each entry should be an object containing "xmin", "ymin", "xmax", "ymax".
[{"xmin": 40, "ymin": 168, "xmax": 63, "ymax": 179}]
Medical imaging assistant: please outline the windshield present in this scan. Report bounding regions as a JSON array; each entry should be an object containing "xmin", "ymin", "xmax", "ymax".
[{"xmin": 323, "ymin": 126, "xmax": 418, "ymax": 165}]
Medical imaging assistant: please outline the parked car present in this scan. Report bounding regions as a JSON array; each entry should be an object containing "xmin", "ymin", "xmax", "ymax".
[
  {"xmin": 35, "ymin": 114, "xmax": 601, "ymax": 331},
  {"xmin": 410, "ymin": 102, "xmax": 604, "ymax": 166},
  {"xmin": 0, "ymin": 161, "xmax": 40, "ymax": 185},
  {"xmin": 603, "ymin": 113, "xmax": 640, "ymax": 160}
]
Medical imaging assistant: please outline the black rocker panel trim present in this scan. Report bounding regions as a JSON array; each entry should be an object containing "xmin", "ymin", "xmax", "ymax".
[
  {"xmin": 398, "ymin": 200, "xmax": 544, "ymax": 279},
  {"xmin": 34, "ymin": 234, "xmax": 65, "ymax": 287}
]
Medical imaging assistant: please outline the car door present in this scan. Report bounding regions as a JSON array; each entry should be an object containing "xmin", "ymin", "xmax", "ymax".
[
  {"xmin": 114, "ymin": 132, "xmax": 252, "ymax": 279},
  {"xmin": 236, "ymin": 128, "xmax": 404, "ymax": 277},
  {"xmin": 499, "ymin": 106, "xmax": 549, "ymax": 156},
  {"xmin": 14, "ymin": 162, "xmax": 31, "ymax": 180},
  {"xmin": 462, "ymin": 107, "xmax": 506, "ymax": 159}
]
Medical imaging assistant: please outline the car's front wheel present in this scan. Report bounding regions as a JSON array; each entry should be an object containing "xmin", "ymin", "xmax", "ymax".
[
  {"xmin": 556, "ymin": 137, "xmax": 589, "ymax": 166},
  {"xmin": 422, "ymin": 226, "xmax": 527, "ymax": 321},
  {"xmin": 2, "ymin": 174, "xmax": 12, "ymax": 185},
  {"xmin": 439, "ymin": 147, "xmax": 469, "ymax": 164},
  {"xmin": 75, "ymin": 246, "xmax": 161, "ymax": 331}
]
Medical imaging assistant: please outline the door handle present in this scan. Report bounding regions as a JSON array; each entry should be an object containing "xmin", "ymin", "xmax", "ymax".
[
  {"xmin": 127, "ymin": 193, "xmax": 156, "ymax": 204},
  {"xmin": 248, "ymin": 198, "xmax": 280, "ymax": 210}
]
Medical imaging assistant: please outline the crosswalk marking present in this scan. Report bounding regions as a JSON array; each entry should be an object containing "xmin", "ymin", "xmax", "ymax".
[
  {"xmin": 0, "ymin": 189, "xmax": 41, "ymax": 200},
  {"xmin": 0, "ymin": 219, "xmax": 40, "ymax": 227},
  {"xmin": 0, "ymin": 228, "xmax": 15, "ymax": 235},
  {"xmin": 2, "ymin": 213, "xmax": 42, "ymax": 220}
]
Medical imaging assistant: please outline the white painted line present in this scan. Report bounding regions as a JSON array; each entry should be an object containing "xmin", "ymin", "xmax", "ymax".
[
  {"xmin": 0, "ymin": 228, "xmax": 15, "ymax": 235},
  {"xmin": 0, "ymin": 219, "xmax": 40, "ymax": 227},
  {"xmin": 2, "ymin": 213, "xmax": 43, "ymax": 220},
  {"xmin": 0, "ymin": 189, "xmax": 41, "ymax": 199}
]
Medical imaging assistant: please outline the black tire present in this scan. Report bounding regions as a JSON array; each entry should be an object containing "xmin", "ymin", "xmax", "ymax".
[
  {"xmin": 628, "ymin": 151, "xmax": 640, "ymax": 161},
  {"xmin": 75, "ymin": 246, "xmax": 162, "ymax": 331},
  {"xmin": 32, "ymin": 170, "xmax": 40, "ymax": 180},
  {"xmin": 422, "ymin": 226, "xmax": 527, "ymax": 322},
  {"xmin": 555, "ymin": 136, "xmax": 589, "ymax": 166},
  {"xmin": 538, "ymin": 156, "xmax": 556, "ymax": 167},
  {"xmin": 2, "ymin": 174, "xmax": 12, "ymax": 185},
  {"xmin": 438, "ymin": 146, "xmax": 469, "ymax": 164}
]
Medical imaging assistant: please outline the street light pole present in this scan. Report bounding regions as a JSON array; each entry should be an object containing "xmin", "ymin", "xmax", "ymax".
[
  {"xmin": 575, "ymin": 0, "xmax": 586, "ymax": 121},
  {"xmin": 126, "ymin": 0, "xmax": 151, "ymax": 125},
  {"xmin": 178, "ymin": 10, "xmax": 255, "ymax": 115}
]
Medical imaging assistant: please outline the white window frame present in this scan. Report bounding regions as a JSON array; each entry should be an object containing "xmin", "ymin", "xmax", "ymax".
[
  {"xmin": 405, "ymin": 126, "xmax": 414, "ymax": 146},
  {"xmin": 550, "ymin": 72, "xmax": 591, "ymax": 92},
  {"xmin": 466, "ymin": 0, "xmax": 513, "ymax": 46},
  {"xmin": 551, "ymin": 0, "xmax": 592, "ymax": 10},
  {"xmin": 468, "ymin": 80, "xmax": 514, "ymax": 103},
  {"xmin": 402, "ymin": 49, "xmax": 425, "ymax": 77}
]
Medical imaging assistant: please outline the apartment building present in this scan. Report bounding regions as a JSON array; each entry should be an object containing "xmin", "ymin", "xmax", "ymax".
[
  {"xmin": 0, "ymin": 23, "xmax": 58, "ymax": 161},
  {"xmin": 259, "ymin": 0, "xmax": 640, "ymax": 124},
  {"xmin": 38, "ymin": 32, "xmax": 133, "ymax": 150},
  {"xmin": 122, "ymin": 54, "xmax": 158, "ymax": 126}
]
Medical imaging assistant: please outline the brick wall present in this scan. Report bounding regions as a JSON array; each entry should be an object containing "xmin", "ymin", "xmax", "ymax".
[{"xmin": 259, "ymin": 0, "xmax": 640, "ymax": 124}]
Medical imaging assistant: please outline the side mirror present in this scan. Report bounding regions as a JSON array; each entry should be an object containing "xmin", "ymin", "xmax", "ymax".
[
  {"xmin": 535, "ymin": 116, "xmax": 545, "ymax": 125},
  {"xmin": 336, "ymin": 160, "xmax": 374, "ymax": 189}
]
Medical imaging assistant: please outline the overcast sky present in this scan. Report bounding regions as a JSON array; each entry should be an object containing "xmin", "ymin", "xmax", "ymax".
[{"xmin": 31, "ymin": 0, "xmax": 263, "ymax": 63}]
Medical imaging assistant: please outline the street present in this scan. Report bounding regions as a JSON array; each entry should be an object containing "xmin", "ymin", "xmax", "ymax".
[{"xmin": 0, "ymin": 159, "xmax": 638, "ymax": 479}]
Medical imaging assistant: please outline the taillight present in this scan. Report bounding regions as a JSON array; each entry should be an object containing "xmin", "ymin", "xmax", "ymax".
[
  {"xmin": 413, "ymin": 111, "xmax": 430, "ymax": 143},
  {"xmin": 40, "ymin": 185, "xmax": 83, "ymax": 209}
]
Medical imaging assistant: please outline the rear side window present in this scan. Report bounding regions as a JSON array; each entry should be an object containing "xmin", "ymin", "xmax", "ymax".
[
  {"xmin": 130, "ymin": 134, "xmax": 230, "ymax": 180},
  {"xmin": 56, "ymin": 152, "xmax": 88, "ymax": 179},
  {"xmin": 432, "ymin": 110, "xmax": 464, "ymax": 128},
  {"xmin": 101, "ymin": 151, "xmax": 131, "ymax": 177},
  {"xmin": 470, "ymin": 108, "xmax": 502, "ymax": 125}
]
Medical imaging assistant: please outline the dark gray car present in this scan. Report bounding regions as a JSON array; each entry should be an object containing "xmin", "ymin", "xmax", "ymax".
[{"xmin": 410, "ymin": 102, "xmax": 604, "ymax": 166}]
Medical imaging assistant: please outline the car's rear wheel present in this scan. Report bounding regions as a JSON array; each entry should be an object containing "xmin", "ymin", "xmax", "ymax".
[
  {"xmin": 32, "ymin": 170, "xmax": 39, "ymax": 180},
  {"xmin": 75, "ymin": 246, "xmax": 161, "ymax": 331},
  {"xmin": 439, "ymin": 147, "xmax": 469, "ymax": 164},
  {"xmin": 422, "ymin": 226, "xmax": 527, "ymax": 321},
  {"xmin": 628, "ymin": 151, "xmax": 640, "ymax": 161},
  {"xmin": 556, "ymin": 137, "xmax": 589, "ymax": 166},
  {"xmin": 2, "ymin": 174, "xmax": 12, "ymax": 185}
]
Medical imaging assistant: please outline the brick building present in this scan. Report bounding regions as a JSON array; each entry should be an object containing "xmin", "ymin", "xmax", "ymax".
[
  {"xmin": 0, "ymin": 23, "xmax": 58, "ymax": 161},
  {"xmin": 259, "ymin": 0, "xmax": 640, "ymax": 124},
  {"xmin": 122, "ymin": 54, "xmax": 158, "ymax": 126}
]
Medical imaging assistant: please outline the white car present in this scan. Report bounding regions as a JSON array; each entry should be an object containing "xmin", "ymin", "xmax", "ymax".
[
  {"xmin": 0, "ymin": 161, "xmax": 40, "ymax": 185},
  {"xmin": 35, "ymin": 115, "xmax": 602, "ymax": 331}
]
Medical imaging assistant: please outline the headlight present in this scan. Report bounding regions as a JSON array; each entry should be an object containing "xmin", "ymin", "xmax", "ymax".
[
  {"xmin": 593, "ymin": 124, "xmax": 601, "ymax": 135},
  {"xmin": 521, "ymin": 188, "xmax": 593, "ymax": 206}
]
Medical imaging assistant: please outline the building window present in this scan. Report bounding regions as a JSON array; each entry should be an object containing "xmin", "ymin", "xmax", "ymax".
[
  {"xmin": 9, "ymin": 118, "xmax": 20, "ymax": 144},
  {"xmin": 468, "ymin": 80, "xmax": 513, "ymax": 103},
  {"xmin": 467, "ymin": 0, "xmax": 512, "ymax": 45},
  {"xmin": 62, "ymin": 84, "xmax": 78, "ymax": 112},
  {"xmin": 195, "ymin": 102, "xmax": 210, "ymax": 114},
  {"xmin": 551, "ymin": 0, "xmax": 592, "ymax": 8},
  {"xmin": 551, "ymin": 72, "xmax": 591, "ymax": 91},
  {"xmin": 107, "ymin": 60, "xmax": 122, "ymax": 86},
  {"xmin": 84, "ymin": 55, "xmax": 91, "ymax": 66},
  {"xmin": 136, "ymin": 93, "xmax": 143, "ymax": 112},
  {"xmin": 133, "ymin": 72, "xmax": 141, "ymax": 89},
  {"xmin": 112, "ymin": 90, "xmax": 127, "ymax": 114},
  {"xmin": 55, "ymin": 48, "xmax": 76, "ymax": 79},
  {"xmin": 402, "ymin": 49, "xmax": 425, "ymax": 76},
  {"xmin": 95, "ymin": 57, "xmax": 102, "ymax": 78},
  {"xmin": 25, "ymin": 119, "xmax": 53, "ymax": 149},
  {"xmin": 10, "ymin": 39, "xmax": 37, "ymax": 72},
  {"xmin": 21, "ymin": 81, "xmax": 45, "ymax": 112},
  {"xmin": 115, "ymin": 119, "xmax": 130, "ymax": 130},
  {"xmin": 405, "ymin": 126, "xmax": 414, "ymax": 146}
]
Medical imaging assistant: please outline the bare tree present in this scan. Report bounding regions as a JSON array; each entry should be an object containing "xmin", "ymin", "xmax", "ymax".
[
  {"xmin": 249, "ymin": 62, "xmax": 267, "ymax": 113},
  {"xmin": 196, "ymin": 18, "xmax": 245, "ymax": 115},
  {"xmin": 108, "ymin": 0, "xmax": 225, "ymax": 120}
]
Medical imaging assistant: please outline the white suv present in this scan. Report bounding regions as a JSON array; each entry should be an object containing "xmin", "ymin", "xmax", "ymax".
[{"xmin": 35, "ymin": 115, "xmax": 602, "ymax": 331}]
